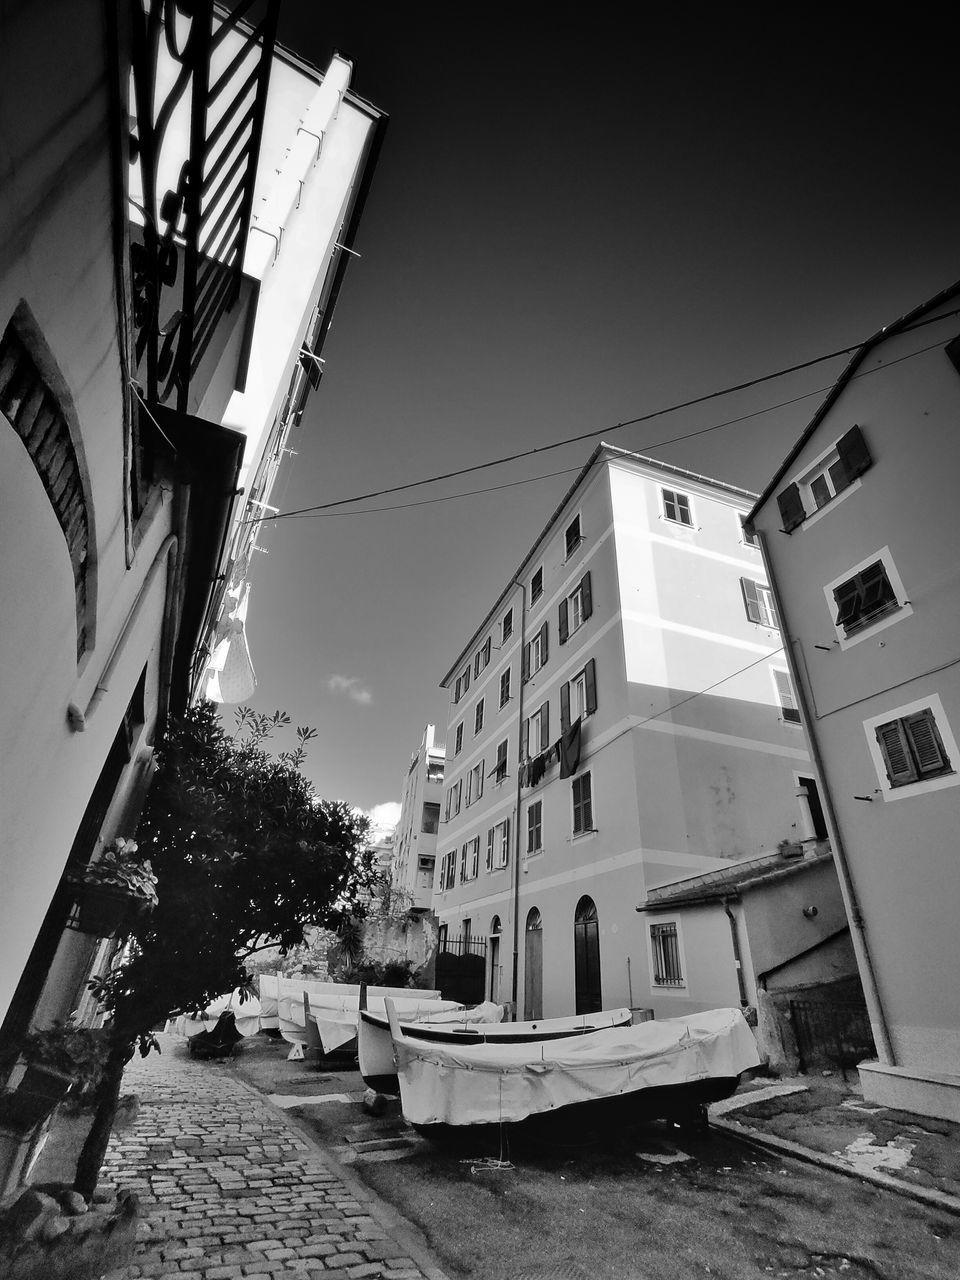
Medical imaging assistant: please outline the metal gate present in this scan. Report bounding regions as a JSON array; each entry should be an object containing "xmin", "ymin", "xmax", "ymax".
[
  {"xmin": 789, "ymin": 998, "xmax": 876, "ymax": 1079},
  {"xmin": 435, "ymin": 935, "xmax": 487, "ymax": 1005}
]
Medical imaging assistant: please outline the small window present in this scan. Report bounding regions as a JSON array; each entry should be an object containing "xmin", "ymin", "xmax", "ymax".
[
  {"xmin": 740, "ymin": 577, "xmax": 779, "ymax": 629},
  {"xmin": 474, "ymin": 699, "xmax": 484, "ymax": 735},
  {"xmin": 523, "ymin": 622, "xmax": 548, "ymax": 681},
  {"xmin": 466, "ymin": 761, "xmax": 484, "ymax": 805},
  {"xmin": 778, "ymin": 426, "xmax": 872, "ymax": 532},
  {"xmin": 493, "ymin": 739, "xmax": 508, "ymax": 784},
  {"xmin": 486, "ymin": 818, "xmax": 510, "ymax": 870},
  {"xmin": 455, "ymin": 723, "xmax": 463, "ymax": 755},
  {"xmin": 499, "ymin": 668, "xmax": 511, "ymax": 708},
  {"xmin": 501, "ymin": 608, "xmax": 513, "ymax": 643},
  {"xmin": 773, "ymin": 669, "xmax": 801, "ymax": 724},
  {"xmin": 454, "ymin": 664, "xmax": 471, "ymax": 703},
  {"xmin": 530, "ymin": 566, "xmax": 543, "ymax": 603},
  {"xmin": 421, "ymin": 801, "xmax": 440, "ymax": 834},
  {"xmin": 875, "ymin": 709, "xmax": 952, "ymax": 787},
  {"xmin": 833, "ymin": 561, "xmax": 899, "ymax": 635},
  {"xmin": 474, "ymin": 636, "xmax": 492, "ymax": 677},
  {"xmin": 740, "ymin": 514, "xmax": 759, "ymax": 548},
  {"xmin": 565, "ymin": 514, "xmax": 582, "ymax": 557},
  {"xmin": 662, "ymin": 488, "xmax": 693, "ymax": 526},
  {"xmin": 560, "ymin": 659, "xmax": 597, "ymax": 730},
  {"xmin": 651, "ymin": 921, "xmax": 684, "ymax": 986},
  {"xmin": 559, "ymin": 572, "xmax": 592, "ymax": 644},
  {"xmin": 572, "ymin": 771, "xmax": 594, "ymax": 835},
  {"xmin": 526, "ymin": 801, "xmax": 543, "ymax": 855}
]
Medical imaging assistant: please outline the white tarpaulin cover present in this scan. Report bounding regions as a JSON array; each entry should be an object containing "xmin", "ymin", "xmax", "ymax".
[
  {"xmin": 312, "ymin": 994, "xmax": 464, "ymax": 1053},
  {"xmin": 168, "ymin": 990, "xmax": 262, "ymax": 1040},
  {"xmin": 393, "ymin": 1007, "xmax": 761, "ymax": 1126}
]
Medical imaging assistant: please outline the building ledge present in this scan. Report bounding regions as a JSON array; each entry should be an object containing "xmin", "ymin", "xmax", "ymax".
[{"xmin": 859, "ymin": 1060, "xmax": 960, "ymax": 1124}]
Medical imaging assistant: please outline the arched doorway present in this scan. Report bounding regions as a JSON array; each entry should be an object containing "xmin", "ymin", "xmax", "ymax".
[
  {"xmin": 523, "ymin": 908, "xmax": 543, "ymax": 1020},
  {"xmin": 488, "ymin": 916, "xmax": 502, "ymax": 1003},
  {"xmin": 574, "ymin": 896, "xmax": 602, "ymax": 1014}
]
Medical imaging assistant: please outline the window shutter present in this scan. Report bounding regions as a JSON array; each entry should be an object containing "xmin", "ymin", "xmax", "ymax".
[
  {"xmin": 876, "ymin": 720, "xmax": 918, "ymax": 785},
  {"xmin": 904, "ymin": 710, "xmax": 950, "ymax": 776},
  {"xmin": 522, "ymin": 642, "xmax": 530, "ymax": 682},
  {"xmin": 776, "ymin": 482, "xmax": 805, "ymax": 533},
  {"xmin": 740, "ymin": 577, "xmax": 762, "ymax": 624},
  {"xmin": 558, "ymin": 597, "xmax": 569, "ymax": 645},
  {"xmin": 540, "ymin": 621, "xmax": 548, "ymax": 665},
  {"xmin": 584, "ymin": 658, "xmax": 597, "ymax": 714},
  {"xmin": 836, "ymin": 425, "xmax": 871, "ymax": 482},
  {"xmin": 464, "ymin": 665, "xmax": 470, "ymax": 692},
  {"xmin": 773, "ymin": 669, "xmax": 800, "ymax": 722},
  {"xmin": 560, "ymin": 681, "xmax": 571, "ymax": 733},
  {"xmin": 580, "ymin": 572, "xmax": 592, "ymax": 621},
  {"xmin": 484, "ymin": 637, "xmax": 491, "ymax": 664},
  {"xmin": 833, "ymin": 578, "xmax": 862, "ymax": 629},
  {"xmin": 477, "ymin": 762, "xmax": 484, "ymax": 799},
  {"xmin": 540, "ymin": 700, "xmax": 549, "ymax": 746},
  {"xmin": 521, "ymin": 717, "xmax": 529, "ymax": 761},
  {"xmin": 503, "ymin": 816, "xmax": 510, "ymax": 863},
  {"xmin": 860, "ymin": 562, "xmax": 896, "ymax": 616},
  {"xmin": 486, "ymin": 828, "xmax": 494, "ymax": 871}
]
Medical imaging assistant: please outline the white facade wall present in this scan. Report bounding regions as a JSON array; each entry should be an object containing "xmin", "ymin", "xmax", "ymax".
[
  {"xmin": 391, "ymin": 725, "xmax": 444, "ymax": 908},
  {"xmin": 436, "ymin": 446, "xmax": 813, "ymax": 1019}
]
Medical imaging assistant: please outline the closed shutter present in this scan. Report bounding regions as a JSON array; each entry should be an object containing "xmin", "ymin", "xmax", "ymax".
[
  {"xmin": 740, "ymin": 577, "xmax": 762, "ymax": 623},
  {"xmin": 580, "ymin": 572, "xmax": 592, "ymax": 621},
  {"xmin": 876, "ymin": 720, "xmax": 918, "ymax": 785},
  {"xmin": 540, "ymin": 700, "xmax": 549, "ymax": 746},
  {"xmin": 558, "ymin": 597, "xmax": 569, "ymax": 645},
  {"xmin": 540, "ymin": 621, "xmax": 549, "ymax": 665},
  {"xmin": 836, "ymin": 425, "xmax": 871, "ymax": 482},
  {"xmin": 522, "ymin": 642, "xmax": 530, "ymax": 682},
  {"xmin": 560, "ymin": 681, "xmax": 571, "ymax": 733},
  {"xmin": 904, "ymin": 710, "xmax": 950, "ymax": 776},
  {"xmin": 777, "ymin": 482, "xmax": 805, "ymax": 532},
  {"xmin": 584, "ymin": 658, "xmax": 597, "ymax": 714}
]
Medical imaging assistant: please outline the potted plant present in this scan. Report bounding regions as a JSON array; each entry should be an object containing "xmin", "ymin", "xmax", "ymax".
[
  {"xmin": 0, "ymin": 1022, "xmax": 110, "ymax": 1134},
  {"xmin": 66, "ymin": 837, "xmax": 159, "ymax": 938}
]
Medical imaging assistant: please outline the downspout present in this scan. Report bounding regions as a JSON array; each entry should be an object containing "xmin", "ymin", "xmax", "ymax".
[
  {"xmin": 510, "ymin": 581, "xmax": 528, "ymax": 1021},
  {"xmin": 755, "ymin": 529, "xmax": 894, "ymax": 1064},
  {"xmin": 722, "ymin": 897, "xmax": 748, "ymax": 1007}
]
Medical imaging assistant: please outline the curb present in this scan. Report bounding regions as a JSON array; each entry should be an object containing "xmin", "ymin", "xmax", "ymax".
[
  {"xmin": 711, "ymin": 1115, "xmax": 960, "ymax": 1218},
  {"xmin": 225, "ymin": 1067, "xmax": 454, "ymax": 1280}
]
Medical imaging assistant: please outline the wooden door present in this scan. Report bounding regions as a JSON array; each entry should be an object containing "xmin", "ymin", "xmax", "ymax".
[
  {"xmin": 523, "ymin": 909, "xmax": 543, "ymax": 1019},
  {"xmin": 574, "ymin": 896, "xmax": 602, "ymax": 1014}
]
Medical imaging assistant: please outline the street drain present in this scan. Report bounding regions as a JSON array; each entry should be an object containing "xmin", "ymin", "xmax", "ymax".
[{"xmin": 514, "ymin": 1264, "xmax": 594, "ymax": 1280}]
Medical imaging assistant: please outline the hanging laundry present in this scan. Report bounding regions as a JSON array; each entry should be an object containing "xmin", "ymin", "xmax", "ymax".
[{"xmin": 559, "ymin": 717, "xmax": 582, "ymax": 779}]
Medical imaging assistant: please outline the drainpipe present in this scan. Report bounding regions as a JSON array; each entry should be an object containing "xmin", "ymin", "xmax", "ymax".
[
  {"xmin": 755, "ymin": 529, "xmax": 894, "ymax": 1064},
  {"xmin": 722, "ymin": 897, "xmax": 748, "ymax": 1007},
  {"xmin": 510, "ymin": 580, "xmax": 528, "ymax": 1021}
]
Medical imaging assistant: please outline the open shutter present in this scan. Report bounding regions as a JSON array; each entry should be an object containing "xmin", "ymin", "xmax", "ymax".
[
  {"xmin": 560, "ymin": 681, "xmax": 571, "ymax": 733},
  {"xmin": 503, "ymin": 817, "xmax": 510, "ymax": 866},
  {"xmin": 773, "ymin": 669, "xmax": 800, "ymax": 722},
  {"xmin": 876, "ymin": 720, "xmax": 918, "ymax": 785},
  {"xmin": 522, "ymin": 642, "xmax": 530, "ymax": 683},
  {"xmin": 540, "ymin": 621, "xmax": 548, "ymax": 665},
  {"xmin": 740, "ymin": 577, "xmax": 762, "ymax": 624},
  {"xmin": 836, "ymin": 425, "xmax": 871, "ymax": 482},
  {"xmin": 580, "ymin": 572, "xmax": 592, "ymax": 621},
  {"xmin": 521, "ymin": 717, "xmax": 529, "ymax": 761},
  {"xmin": 558, "ymin": 597, "xmax": 569, "ymax": 645},
  {"xmin": 859, "ymin": 562, "xmax": 896, "ymax": 617},
  {"xmin": 833, "ymin": 578, "xmax": 862, "ymax": 629},
  {"xmin": 540, "ymin": 700, "xmax": 549, "ymax": 746},
  {"xmin": 904, "ymin": 710, "xmax": 950, "ymax": 776},
  {"xmin": 486, "ymin": 828, "xmax": 494, "ymax": 871},
  {"xmin": 776, "ymin": 482, "xmax": 805, "ymax": 532},
  {"xmin": 477, "ymin": 762, "xmax": 484, "ymax": 800},
  {"xmin": 584, "ymin": 659, "xmax": 597, "ymax": 714}
]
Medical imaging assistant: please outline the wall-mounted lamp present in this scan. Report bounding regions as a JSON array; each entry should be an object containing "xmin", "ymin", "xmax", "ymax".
[{"xmin": 802, "ymin": 905, "xmax": 818, "ymax": 919}]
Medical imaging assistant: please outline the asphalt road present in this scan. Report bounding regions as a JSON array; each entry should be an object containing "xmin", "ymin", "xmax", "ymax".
[{"xmin": 228, "ymin": 1033, "xmax": 958, "ymax": 1280}]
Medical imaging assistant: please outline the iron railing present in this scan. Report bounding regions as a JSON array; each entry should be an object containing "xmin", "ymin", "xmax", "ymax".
[{"xmin": 789, "ymin": 998, "xmax": 876, "ymax": 1079}]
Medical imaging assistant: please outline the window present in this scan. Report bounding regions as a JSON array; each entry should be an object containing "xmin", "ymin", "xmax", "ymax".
[
  {"xmin": 565, "ymin": 514, "xmax": 583, "ymax": 557},
  {"xmin": 493, "ymin": 739, "xmax": 508, "ymax": 784},
  {"xmin": 777, "ymin": 425, "xmax": 872, "ymax": 532},
  {"xmin": 833, "ymin": 561, "xmax": 899, "ymax": 635},
  {"xmin": 444, "ymin": 778, "xmax": 462, "ymax": 821},
  {"xmin": 524, "ymin": 701, "xmax": 550, "ymax": 758},
  {"xmin": 561, "ymin": 659, "xmax": 597, "ymax": 730},
  {"xmin": 650, "ymin": 921, "xmax": 684, "ymax": 986},
  {"xmin": 526, "ymin": 801, "xmax": 543, "ymax": 856},
  {"xmin": 875, "ymin": 709, "xmax": 952, "ymax": 787},
  {"xmin": 499, "ymin": 667, "xmax": 511, "ymax": 708},
  {"xmin": 421, "ymin": 802, "xmax": 440, "ymax": 834},
  {"xmin": 486, "ymin": 818, "xmax": 511, "ymax": 870},
  {"xmin": 502, "ymin": 608, "xmax": 513, "ymax": 643},
  {"xmin": 460, "ymin": 837, "xmax": 480, "ymax": 882},
  {"xmin": 530, "ymin": 566, "xmax": 543, "ymax": 603},
  {"xmin": 474, "ymin": 699, "xmax": 484, "ymax": 735},
  {"xmin": 523, "ymin": 622, "xmax": 548, "ymax": 681},
  {"xmin": 740, "ymin": 578, "xmax": 779, "ymax": 629},
  {"xmin": 454, "ymin": 664, "xmax": 471, "ymax": 702},
  {"xmin": 467, "ymin": 761, "xmax": 484, "ymax": 805},
  {"xmin": 440, "ymin": 850, "xmax": 456, "ymax": 891},
  {"xmin": 559, "ymin": 572, "xmax": 592, "ymax": 644},
  {"xmin": 572, "ymin": 771, "xmax": 594, "ymax": 835},
  {"xmin": 662, "ymin": 487, "xmax": 693, "ymax": 526},
  {"xmin": 773, "ymin": 669, "xmax": 801, "ymax": 724},
  {"xmin": 740, "ymin": 514, "xmax": 759, "ymax": 548},
  {"xmin": 455, "ymin": 723, "xmax": 463, "ymax": 755},
  {"xmin": 474, "ymin": 636, "xmax": 492, "ymax": 677}
]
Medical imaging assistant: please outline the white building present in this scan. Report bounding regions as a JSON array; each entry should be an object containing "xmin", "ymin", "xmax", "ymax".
[
  {"xmin": 748, "ymin": 279, "xmax": 960, "ymax": 1121},
  {"xmin": 391, "ymin": 725, "xmax": 445, "ymax": 909},
  {"xmin": 435, "ymin": 443, "xmax": 818, "ymax": 1021}
]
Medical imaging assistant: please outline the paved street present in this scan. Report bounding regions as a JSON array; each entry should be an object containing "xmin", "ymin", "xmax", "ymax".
[{"xmin": 100, "ymin": 1035, "xmax": 445, "ymax": 1280}]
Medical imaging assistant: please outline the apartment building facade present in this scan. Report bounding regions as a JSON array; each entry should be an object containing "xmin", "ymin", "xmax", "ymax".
[
  {"xmin": 391, "ymin": 725, "xmax": 445, "ymax": 909},
  {"xmin": 436, "ymin": 444, "xmax": 817, "ymax": 1021},
  {"xmin": 748, "ymin": 280, "xmax": 960, "ymax": 1121}
]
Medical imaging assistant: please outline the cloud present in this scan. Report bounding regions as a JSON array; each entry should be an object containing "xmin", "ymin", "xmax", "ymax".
[
  {"xmin": 365, "ymin": 801, "xmax": 401, "ymax": 840},
  {"xmin": 327, "ymin": 674, "xmax": 373, "ymax": 706}
]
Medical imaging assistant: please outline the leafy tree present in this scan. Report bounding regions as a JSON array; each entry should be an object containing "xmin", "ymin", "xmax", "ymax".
[{"xmin": 74, "ymin": 701, "xmax": 373, "ymax": 1195}]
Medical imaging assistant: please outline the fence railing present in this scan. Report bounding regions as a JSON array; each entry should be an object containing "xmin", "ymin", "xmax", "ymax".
[{"xmin": 789, "ymin": 998, "xmax": 876, "ymax": 1079}]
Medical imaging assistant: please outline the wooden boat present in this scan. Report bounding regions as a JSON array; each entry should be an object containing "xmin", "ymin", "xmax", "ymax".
[
  {"xmin": 358, "ymin": 1004, "xmax": 630, "ymax": 1095},
  {"xmin": 383, "ymin": 1002, "xmax": 761, "ymax": 1130},
  {"xmin": 257, "ymin": 974, "xmax": 279, "ymax": 1030},
  {"xmin": 167, "ymin": 989, "xmax": 262, "ymax": 1040},
  {"xmin": 310, "ymin": 990, "xmax": 463, "ymax": 1056},
  {"xmin": 276, "ymin": 979, "xmax": 442, "ymax": 1049}
]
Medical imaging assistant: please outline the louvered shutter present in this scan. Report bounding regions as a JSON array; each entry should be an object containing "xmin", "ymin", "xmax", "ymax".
[
  {"xmin": 773, "ymin": 669, "xmax": 800, "ymax": 722},
  {"xmin": 581, "ymin": 572, "xmax": 592, "ymax": 621},
  {"xmin": 560, "ymin": 681, "xmax": 571, "ymax": 733},
  {"xmin": 584, "ymin": 659, "xmax": 597, "ymax": 714},
  {"xmin": 740, "ymin": 577, "xmax": 762, "ymax": 623},
  {"xmin": 486, "ymin": 828, "xmax": 494, "ymax": 871},
  {"xmin": 859, "ymin": 562, "xmax": 896, "ymax": 617},
  {"xmin": 904, "ymin": 710, "xmax": 950, "ymax": 776},
  {"xmin": 836, "ymin": 425, "xmax": 871, "ymax": 482},
  {"xmin": 876, "ymin": 720, "xmax": 918, "ymax": 785},
  {"xmin": 777, "ymin": 482, "xmax": 805, "ymax": 532},
  {"xmin": 459, "ymin": 844, "xmax": 467, "ymax": 880},
  {"xmin": 484, "ymin": 637, "xmax": 492, "ymax": 665},
  {"xmin": 833, "ymin": 578, "xmax": 862, "ymax": 629},
  {"xmin": 558, "ymin": 597, "xmax": 569, "ymax": 645},
  {"xmin": 540, "ymin": 621, "xmax": 549, "ymax": 665},
  {"xmin": 503, "ymin": 817, "xmax": 510, "ymax": 866},
  {"xmin": 521, "ymin": 717, "xmax": 529, "ymax": 761},
  {"xmin": 540, "ymin": 700, "xmax": 549, "ymax": 746},
  {"xmin": 477, "ymin": 762, "xmax": 484, "ymax": 799},
  {"xmin": 464, "ymin": 665, "xmax": 470, "ymax": 692},
  {"xmin": 522, "ymin": 642, "xmax": 530, "ymax": 682}
]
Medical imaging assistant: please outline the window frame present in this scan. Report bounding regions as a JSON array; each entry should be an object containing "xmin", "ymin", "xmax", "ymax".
[
  {"xmin": 649, "ymin": 919, "xmax": 686, "ymax": 989},
  {"xmin": 863, "ymin": 694, "xmax": 960, "ymax": 802},
  {"xmin": 466, "ymin": 760, "xmax": 484, "ymax": 806},
  {"xmin": 740, "ymin": 577, "xmax": 779, "ymax": 630},
  {"xmin": 661, "ymin": 486, "xmax": 694, "ymax": 527},
  {"xmin": 499, "ymin": 667, "xmax": 511, "ymax": 708},
  {"xmin": 474, "ymin": 636, "xmax": 492, "ymax": 678},
  {"xmin": 778, "ymin": 425, "xmax": 871, "ymax": 533},
  {"xmin": 526, "ymin": 800, "xmax": 543, "ymax": 856},
  {"xmin": 571, "ymin": 770, "xmax": 595, "ymax": 837},
  {"xmin": 564, "ymin": 512, "xmax": 583, "ymax": 559},
  {"xmin": 530, "ymin": 565, "xmax": 544, "ymax": 604},
  {"xmin": 823, "ymin": 547, "xmax": 912, "ymax": 650}
]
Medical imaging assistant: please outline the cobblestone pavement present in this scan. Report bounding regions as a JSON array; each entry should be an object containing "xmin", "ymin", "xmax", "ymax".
[{"xmin": 100, "ymin": 1035, "xmax": 445, "ymax": 1280}]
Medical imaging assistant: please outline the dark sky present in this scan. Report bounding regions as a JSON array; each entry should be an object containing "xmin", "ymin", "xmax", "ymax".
[{"xmin": 241, "ymin": 6, "xmax": 960, "ymax": 824}]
